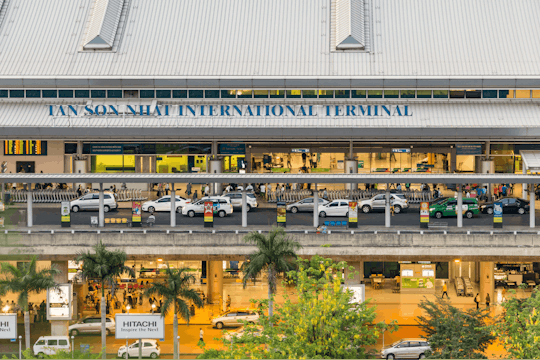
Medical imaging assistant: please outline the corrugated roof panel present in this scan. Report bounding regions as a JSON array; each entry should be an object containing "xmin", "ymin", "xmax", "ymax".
[
  {"xmin": 83, "ymin": 0, "xmax": 124, "ymax": 50},
  {"xmin": 335, "ymin": 0, "xmax": 364, "ymax": 50}
]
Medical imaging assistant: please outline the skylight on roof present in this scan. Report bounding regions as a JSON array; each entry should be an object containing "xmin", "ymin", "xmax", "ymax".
[
  {"xmin": 335, "ymin": 0, "xmax": 365, "ymax": 50},
  {"xmin": 83, "ymin": 0, "xmax": 124, "ymax": 50}
]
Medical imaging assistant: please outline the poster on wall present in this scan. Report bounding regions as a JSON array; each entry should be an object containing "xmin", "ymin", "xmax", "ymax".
[
  {"xmin": 47, "ymin": 284, "xmax": 72, "ymax": 320},
  {"xmin": 493, "ymin": 202, "xmax": 503, "ymax": 228},
  {"xmin": 348, "ymin": 201, "xmax": 358, "ymax": 228},
  {"xmin": 420, "ymin": 202, "xmax": 429, "ymax": 228},
  {"xmin": 61, "ymin": 201, "xmax": 70, "ymax": 227},
  {"xmin": 204, "ymin": 201, "xmax": 213, "ymax": 227},
  {"xmin": 402, "ymin": 277, "xmax": 435, "ymax": 289},
  {"xmin": 132, "ymin": 201, "xmax": 142, "ymax": 226},
  {"xmin": 277, "ymin": 202, "xmax": 286, "ymax": 227}
]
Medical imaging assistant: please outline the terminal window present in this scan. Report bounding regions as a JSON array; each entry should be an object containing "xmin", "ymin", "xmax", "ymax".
[
  {"xmin": 367, "ymin": 90, "xmax": 382, "ymax": 98},
  {"xmin": 26, "ymin": 90, "xmax": 41, "ymax": 98},
  {"xmin": 269, "ymin": 90, "xmax": 284, "ymax": 98},
  {"xmin": 286, "ymin": 90, "xmax": 301, "ymax": 98},
  {"xmin": 42, "ymin": 90, "xmax": 57, "ymax": 98},
  {"xmin": 351, "ymin": 90, "xmax": 366, "ymax": 98},
  {"xmin": 417, "ymin": 90, "xmax": 432, "ymax": 98},
  {"xmin": 335, "ymin": 90, "xmax": 350, "ymax": 98},
  {"xmin": 205, "ymin": 90, "xmax": 219, "ymax": 98},
  {"xmin": 156, "ymin": 90, "xmax": 171, "ymax": 98},
  {"xmin": 91, "ymin": 90, "xmax": 106, "ymax": 98},
  {"xmin": 318, "ymin": 90, "xmax": 333, "ymax": 98},
  {"xmin": 254, "ymin": 90, "xmax": 268, "ymax": 98},
  {"xmin": 237, "ymin": 90, "xmax": 252, "ymax": 98},
  {"xmin": 59, "ymin": 90, "xmax": 74, "ymax": 98},
  {"xmin": 172, "ymin": 90, "xmax": 187, "ymax": 98},
  {"xmin": 221, "ymin": 90, "xmax": 236, "ymax": 98},
  {"xmin": 516, "ymin": 90, "xmax": 531, "ymax": 98},
  {"xmin": 482, "ymin": 90, "xmax": 497, "ymax": 98},
  {"xmin": 108, "ymin": 90, "xmax": 123, "ymax": 98},
  {"xmin": 75, "ymin": 90, "xmax": 90, "ymax": 98},
  {"xmin": 189, "ymin": 90, "xmax": 203, "ymax": 98},
  {"xmin": 140, "ymin": 90, "xmax": 155, "ymax": 98},
  {"xmin": 433, "ymin": 90, "xmax": 448, "ymax": 98},
  {"xmin": 384, "ymin": 90, "xmax": 399, "ymax": 98},
  {"xmin": 400, "ymin": 90, "xmax": 415, "ymax": 98},
  {"xmin": 0, "ymin": 90, "xmax": 7, "ymax": 98},
  {"xmin": 303, "ymin": 90, "xmax": 317, "ymax": 98}
]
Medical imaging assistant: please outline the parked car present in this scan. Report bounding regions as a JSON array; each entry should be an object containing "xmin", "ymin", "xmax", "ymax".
[
  {"xmin": 318, "ymin": 199, "xmax": 350, "ymax": 218},
  {"xmin": 359, "ymin": 193, "xmax": 408, "ymax": 214},
  {"xmin": 381, "ymin": 339, "xmax": 431, "ymax": 359},
  {"xmin": 222, "ymin": 192, "xmax": 258, "ymax": 211},
  {"xmin": 211, "ymin": 309, "xmax": 259, "ymax": 329},
  {"xmin": 33, "ymin": 336, "xmax": 71, "ymax": 357},
  {"xmin": 429, "ymin": 197, "xmax": 479, "ymax": 219},
  {"xmin": 117, "ymin": 339, "xmax": 160, "ymax": 359},
  {"xmin": 141, "ymin": 195, "xmax": 191, "ymax": 213},
  {"xmin": 481, "ymin": 197, "xmax": 530, "ymax": 215},
  {"xmin": 223, "ymin": 325, "xmax": 264, "ymax": 342},
  {"xmin": 181, "ymin": 196, "xmax": 233, "ymax": 218},
  {"xmin": 287, "ymin": 197, "xmax": 329, "ymax": 213},
  {"xmin": 69, "ymin": 316, "xmax": 115, "ymax": 336},
  {"xmin": 70, "ymin": 192, "xmax": 117, "ymax": 213}
]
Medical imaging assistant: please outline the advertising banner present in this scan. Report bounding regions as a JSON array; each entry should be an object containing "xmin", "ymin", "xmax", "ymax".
[
  {"xmin": 204, "ymin": 201, "xmax": 213, "ymax": 227},
  {"xmin": 61, "ymin": 201, "xmax": 70, "ymax": 227},
  {"xmin": 115, "ymin": 314, "xmax": 165, "ymax": 340},
  {"xmin": 277, "ymin": 202, "xmax": 286, "ymax": 227},
  {"xmin": 402, "ymin": 277, "xmax": 435, "ymax": 289},
  {"xmin": 420, "ymin": 202, "xmax": 429, "ymax": 228},
  {"xmin": 132, "ymin": 201, "xmax": 142, "ymax": 226},
  {"xmin": 493, "ymin": 202, "xmax": 503, "ymax": 228},
  {"xmin": 348, "ymin": 201, "xmax": 358, "ymax": 228},
  {"xmin": 47, "ymin": 283, "xmax": 72, "ymax": 320},
  {"xmin": 0, "ymin": 314, "xmax": 17, "ymax": 339}
]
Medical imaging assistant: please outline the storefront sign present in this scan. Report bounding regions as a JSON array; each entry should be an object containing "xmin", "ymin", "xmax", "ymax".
[
  {"xmin": 219, "ymin": 143, "xmax": 246, "ymax": 155},
  {"xmin": 348, "ymin": 201, "xmax": 358, "ymax": 228},
  {"xmin": 0, "ymin": 314, "xmax": 17, "ymax": 339},
  {"xmin": 277, "ymin": 202, "xmax": 286, "ymax": 226},
  {"xmin": 204, "ymin": 201, "xmax": 213, "ymax": 227},
  {"xmin": 47, "ymin": 284, "xmax": 72, "ymax": 320},
  {"xmin": 420, "ymin": 202, "xmax": 429, "ymax": 228},
  {"xmin": 115, "ymin": 314, "xmax": 165, "ymax": 340},
  {"xmin": 402, "ymin": 277, "xmax": 435, "ymax": 289},
  {"xmin": 341, "ymin": 284, "xmax": 365, "ymax": 304},
  {"xmin": 4, "ymin": 140, "xmax": 47, "ymax": 156},
  {"xmin": 132, "ymin": 201, "xmax": 142, "ymax": 225},
  {"xmin": 291, "ymin": 148, "xmax": 310, "ymax": 153},
  {"xmin": 456, "ymin": 144, "xmax": 483, "ymax": 155},
  {"xmin": 61, "ymin": 201, "xmax": 70, "ymax": 227},
  {"xmin": 493, "ymin": 202, "xmax": 503, "ymax": 228},
  {"xmin": 392, "ymin": 148, "xmax": 410, "ymax": 153}
]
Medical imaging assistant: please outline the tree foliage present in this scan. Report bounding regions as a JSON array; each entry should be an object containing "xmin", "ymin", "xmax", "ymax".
[
  {"xmin": 416, "ymin": 297, "xmax": 495, "ymax": 359},
  {"xmin": 200, "ymin": 256, "xmax": 395, "ymax": 359}
]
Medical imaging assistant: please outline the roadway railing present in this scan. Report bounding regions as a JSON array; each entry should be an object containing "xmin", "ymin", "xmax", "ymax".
[
  {"xmin": 6, "ymin": 189, "xmax": 147, "ymax": 203},
  {"xmin": 267, "ymin": 189, "xmax": 436, "ymax": 203}
]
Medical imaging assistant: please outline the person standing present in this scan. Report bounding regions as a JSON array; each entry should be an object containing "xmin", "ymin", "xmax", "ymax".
[
  {"xmin": 199, "ymin": 328, "xmax": 204, "ymax": 343},
  {"xmin": 39, "ymin": 300, "xmax": 46, "ymax": 322},
  {"xmin": 193, "ymin": 190, "xmax": 199, "ymax": 202},
  {"xmin": 486, "ymin": 293, "xmax": 491, "ymax": 308},
  {"xmin": 165, "ymin": 183, "xmax": 170, "ymax": 196},
  {"xmin": 442, "ymin": 282, "xmax": 449, "ymax": 299},
  {"xmin": 204, "ymin": 184, "xmax": 210, "ymax": 196},
  {"xmin": 474, "ymin": 293, "xmax": 480, "ymax": 309},
  {"xmin": 186, "ymin": 183, "xmax": 192, "ymax": 196},
  {"xmin": 226, "ymin": 295, "xmax": 231, "ymax": 311}
]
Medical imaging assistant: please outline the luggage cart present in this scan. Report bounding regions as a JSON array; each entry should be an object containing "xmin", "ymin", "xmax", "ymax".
[
  {"xmin": 455, "ymin": 278, "xmax": 465, "ymax": 296},
  {"xmin": 463, "ymin": 277, "xmax": 474, "ymax": 296}
]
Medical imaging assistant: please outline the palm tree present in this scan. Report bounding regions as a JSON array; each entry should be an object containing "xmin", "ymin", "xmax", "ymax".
[
  {"xmin": 0, "ymin": 256, "xmax": 59, "ymax": 349},
  {"xmin": 145, "ymin": 265, "xmax": 203, "ymax": 360},
  {"xmin": 75, "ymin": 240, "xmax": 134, "ymax": 359},
  {"xmin": 242, "ymin": 227, "xmax": 301, "ymax": 319}
]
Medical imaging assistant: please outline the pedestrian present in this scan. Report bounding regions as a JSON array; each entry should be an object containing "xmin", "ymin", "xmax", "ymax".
[
  {"xmin": 226, "ymin": 295, "xmax": 231, "ymax": 310},
  {"xmin": 442, "ymin": 282, "xmax": 449, "ymax": 299},
  {"xmin": 498, "ymin": 184, "xmax": 503, "ymax": 198},
  {"xmin": 199, "ymin": 328, "xmax": 204, "ymax": 343},
  {"xmin": 204, "ymin": 184, "xmax": 209, "ymax": 196},
  {"xmin": 190, "ymin": 304, "xmax": 195, "ymax": 316},
  {"xmin": 474, "ymin": 293, "xmax": 480, "ymax": 309},
  {"xmin": 225, "ymin": 184, "xmax": 231, "ymax": 193},
  {"xmin": 486, "ymin": 293, "xmax": 491, "ymax": 308},
  {"xmin": 39, "ymin": 300, "xmax": 46, "ymax": 322},
  {"xmin": 323, "ymin": 188, "xmax": 328, "ymax": 200},
  {"xmin": 186, "ymin": 183, "xmax": 192, "ymax": 196},
  {"xmin": 165, "ymin": 183, "xmax": 170, "ymax": 196},
  {"xmin": 95, "ymin": 300, "xmax": 100, "ymax": 314},
  {"xmin": 502, "ymin": 184, "xmax": 507, "ymax": 197},
  {"xmin": 397, "ymin": 183, "xmax": 402, "ymax": 192},
  {"xmin": 157, "ymin": 184, "xmax": 162, "ymax": 197},
  {"xmin": 77, "ymin": 185, "xmax": 83, "ymax": 197},
  {"xmin": 502, "ymin": 287, "xmax": 507, "ymax": 302},
  {"xmin": 494, "ymin": 185, "xmax": 499, "ymax": 199},
  {"xmin": 193, "ymin": 190, "xmax": 199, "ymax": 202},
  {"xmin": 260, "ymin": 184, "xmax": 266, "ymax": 197}
]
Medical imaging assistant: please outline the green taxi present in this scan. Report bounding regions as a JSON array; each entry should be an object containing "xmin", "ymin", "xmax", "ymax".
[{"xmin": 429, "ymin": 197, "xmax": 479, "ymax": 219}]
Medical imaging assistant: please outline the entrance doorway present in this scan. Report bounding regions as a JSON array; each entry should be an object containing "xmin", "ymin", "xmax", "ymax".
[{"xmin": 16, "ymin": 161, "xmax": 35, "ymax": 173}]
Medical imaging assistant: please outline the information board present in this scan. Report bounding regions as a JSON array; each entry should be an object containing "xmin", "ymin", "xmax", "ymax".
[
  {"xmin": 47, "ymin": 284, "xmax": 72, "ymax": 320},
  {"xmin": 204, "ymin": 201, "xmax": 213, "ymax": 227},
  {"xmin": 277, "ymin": 202, "xmax": 286, "ymax": 226},
  {"xmin": 420, "ymin": 202, "xmax": 429, "ymax": 227},
  {"xmin": 4, "ymin": 140, "xmax": 47, "ymax": 155},
  {"xmin": 132, "ymin": 201, "xmax": 142, "ymax": 223},
  {"xmin": 493, "ymin": 202, "xmax": 503, "ymax": 228},
  {"xmin": 341, "ymin": 284, "xmax": 365, "ymax": 304},
  {"xmin": 115, "ymin": 314, "xmax": 165, "ymax": 340},
  {"xmin": 0, "ymin": 314, "xmax": 17, "ymax": 339},
  {"xmin": 348, "ymin": 201, "xmax": 358, "ymax": 228}
]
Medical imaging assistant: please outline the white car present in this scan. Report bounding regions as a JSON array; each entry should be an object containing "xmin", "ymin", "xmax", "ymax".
[
  {"xmin": 212, "ymin": 309, "xmax": 259, "ymax": 329},
  {"xmin": 318, "ymin": 199, "xmax": 351, "ymax": 218},
  {"xmin": 181, "ymin": 196, "xmax": 233, "ymax": 218},
  {"xmin": 118, "ymin": 339, "xmax": 160, "ymax": 359},
  {"xmin": 142, "ymin": 195, "xmax": 191, "ymax": 213},
  {"xmin": 223, "ymin": 325, "xmax": 264, "ymax": 342},
  {"xmin": 69, "ymin": 316, "xmax": 115, "ymax": 336},
  {"xmin": 70, "ymin": 192, "xmax": 117, "ymax": 213},
  {"xmin": 381, "ymin": 339, "xmax": 431, "ymax": 359},
  {"xmin": 222, "ymin": 192, "xmax": 258, "ymax": 211},
  {"xmin": 359, "ymin": 193, "xmax": 408, "ymax": 214},
  {"xmin": 33, "ymin": 336, "xmax": 70, "ymax": 357}
]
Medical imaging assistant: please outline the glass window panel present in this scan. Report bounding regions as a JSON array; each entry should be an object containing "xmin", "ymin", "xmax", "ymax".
[
  {"xmin": 367, "ymin": 90, "xmax": 383, "ymax": 98},
  {"xmin": 318, "ymin": 90, "xmax": 333, "ymax": 98},
  {"xmin": 416, "ymin": 90, "xmax": 431, "ymax": 98},
  {"xmin": 91, "ymin": 90, "xmax": 106, "ymax": 98},
  {"xmin": 335, "ymin": 90, "xmax": 350, "ymax": 98},
  {"xmin": 10, "ymin": 90, "xmax": 24, "ymax": 98},
  {"xmin": 107, "ymin": 90, "xmax": 122, "ymax": 98},
  {"xmin": 254, "ymin": 90, "xmax": 268, "ymax": 98},
  {"xmin": 449, "ymin": 90, "xmax": 465, "ymax": 98},
  {"xmin": 42, "ymin": 90, "xmax": 57, "ymax": 98},
  {"xmin": 188, "ymin": 90, "xmax": 203, "ymax": 98},
  {"xmin": 140, "ymin": 90, "xmax": 155, "ymax": 98},
  {"xmin": 204, "ymin": 90, "xmax": 219, "ymax": 98},
  {"xmin": 384, "ymin": 90, "xmax": 399, "ymax": 98},
  {"xmin": 302, "ymin": 90, "xmax": 317, "ymax": 98},
  {"xmin": 237, "ymin": 90, "xmax": 252, "ymax": 98},
  {"xmin": 75, "ymin": 90, "xmax": 90, "ymax": 98},
  {"xmin": 436, "ymin": 262, "xmax": 449, "ymax": 278},
  {"xmin": 499, "ymin": 90, "xmax": 513, "ymax": 98},
  {"xmin": 482, "ymin": 90, "xmax": 497, "ymax": 98},
  {"xmin": 286, "ymin": 90, "xmax": 301, "ymax": 98},
  {"xmin": 351, "ymin": 90, "xmax": 366, "ymax": 98},
  {"xmin": 269, "ymin": 90, "xmax": 284, "ymax": 98},
  {"xmin": 220, "ymin": 90, "xmax": 236, "ymax": 98},
  {"xmin": 123, "ymin": 90, "xmax": 138, "ymax": 98},
  {"xmin": 400, "ymin": 90, "xmax": 415, "ymax": 98},
  {"xmin": 26, "ymin": 90, "xmax": 41, "ymax": 98},
  {"xmin": 0, "ymin": 90, "xmax": 8, "ymax": 98},
  {"xmin": 516, "ymin": 90, "xmax": 531, "ymax": 98},
  {"xmin": 433, "ymin": 90, "xmax": 448, "ymax": 98},
  {"xmin": 465, "ymin": 90, "xmax": 481, "ymax": 98},
  {"xmin": 156, "ymin": 90, "xmax": 171, "ymax": 98},
  {"xmin": 532, "ymin": 90, "xmax": 540, "ymax": 98},
  {"xmin": 59, "ymin": 90, "xmax": 73, "ymax": 98},
  {"xmin": 172, "ymin": 90, "xmax": 187, "ymax": 98}
]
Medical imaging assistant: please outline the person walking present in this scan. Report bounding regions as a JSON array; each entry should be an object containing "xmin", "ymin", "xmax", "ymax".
[
  {"xmin": 442, "ymin": 282, "xmax": 449, "ymax": 299},
  {"xmin": 199, "ymin": 328, "xmax": 204, "ymax": 343},
  {"xmin": 193, "ymin": 190, "xmax": 199, "ymax": 202},
  {"xmin": 474, "ymin": 293, "xmax": 480, "ymax": 309},
  {"xmin": 165, "ymin": 183, "xmax": 170, "ymax": 196},
  {"xmin": 494, "ymin": 185, "xmax": 499, "ymax": 199},
  {"xmin": 226, "ymin": 295, "xmax": 231, "ymax": 311},
  {"xmin": 204, "ymin": 184, "xmax": 210, "ymax": 196},
  {"xmin": 486, "ymin": 293, "xmax": 491, "ymax": 308},
  {"xmin": 186, "ymin": 183, "xmax": 192, "ymax": 196}
]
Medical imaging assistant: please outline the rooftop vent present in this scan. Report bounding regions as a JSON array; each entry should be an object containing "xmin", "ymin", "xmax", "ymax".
[
  {"xmin": 335, "ymin": 0, "xmax": 365, "ymax": 50},
  {"xmin": 83, "ymin": 0, "xmax": 124, "ymax": 50}
]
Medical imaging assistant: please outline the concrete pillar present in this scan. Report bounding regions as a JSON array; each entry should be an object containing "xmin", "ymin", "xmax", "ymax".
[
  {"xmin": 385, "ymin": 184, "xmax": 390, "ymax": 228},
  {"xmin": 74, "ymin": 159, "xmax": 87, "ymax": 191},
  {"xmin": 482, "ymin": 160, "xmax": 494, "ymax": 202},
  {"xmin": 345, "ymin": 160, "xmax": 358, "ymax": 191},
  {"xmin": 170, "ymin": 185, "xmax": 176, "ymax": 227},
  {"xmin": 457, "ymin": 184, "xmax": 463, "ymax": 228},
  {"xmin": 98, "ymin": 183, "xmax": 104, "ymax": 228},
  {"xmin": 207, "ymin": 261, "xmax": 223, "ymax": 305},
  {"xmin": 530, "ymin": 184, "xmax": 535, "ymax": 228},
  {"xmin": 27, "ymin": 185, "xmax": 33, "ymax": 227},
  {"xmin": 313, "ymin": 183, "xmax": 318, "ymax": 228},
  {"xmin": 450, "ymin": 146, "xmax": 457, "ymax": 173},
  {"xmin": 51, "ymin": 261, "xmax": 69, "ymax": 336},
  {"xmin": 242, "ymin": 187, "xmax": 247, "ymax": 228},
  {"xmin": 209, "ymin": 159, "xmax": 223, "ymax": 195},
  {"xmin": 344, "ymin": 261, "xmax": 364, "ymax": 284},
  {"xmin": 479, "ymin": 262, "xmax": 494, "ymax": 306},
  {"xmin": 523, "ymin": 167, "xmax": 528, "ymax": 199}
]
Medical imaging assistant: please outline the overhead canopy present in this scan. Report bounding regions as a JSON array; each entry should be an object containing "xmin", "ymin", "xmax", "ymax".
[{"xmin": 520, "ymin": 150, "xmax": 540, "ymax": 173}]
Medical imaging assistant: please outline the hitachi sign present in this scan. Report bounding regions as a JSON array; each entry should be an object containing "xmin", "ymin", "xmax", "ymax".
[{"xmin": 48, "ymin": 104, "xmax": 412, "ymax": 117}]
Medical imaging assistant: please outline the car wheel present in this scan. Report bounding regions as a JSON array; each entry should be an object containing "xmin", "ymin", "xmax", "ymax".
[
  {"xmin": 104, "ymin": 205, "xmax": 110, "ymax": 213},
  {"xmin": 465, "ymin": 211, "xmax": 473, "ymax": 219},
  {"xmin": 291, "ymin": 207, "xmax": 298, "ymax": 214},
  {"xmin": 246, "ymin": 205, "xmax": 251, "ymax": 212},
  {"xmin": 106, "ymin": 328, "xmax": 111, "ymax": 336},
  {"xmin": 518, "ymin": 207, "xmax": 525, "ymax": 215},
  {"xmin": 486, "ymin": 207, "xmax": 494, "ymax": 215},
  {"xmin": 188, "ymin": 210, "xmax": 195, "ymax": 218},
  {"xmin": 435, "ymin": 211, "xmax": 443, "ymax": 219},
  {"xmin": 419, "ymin": 354, "xmax": 426, "ymax": 359},
  {"xmin": 362, "ymin": 205, "xmax": 371, "ymax": 214},
  {"xmin": 70, "ymin": 329, "xmax": 79, "ymax": 336},
  {"xmin": 386, "ymin": 354, "xmax": 395, "ymax": 360},
  {"xmin": 37, "ymin": 353, "xmax": 44, "ymax": 359},
  {"xmin": 148, "ymin": 206, "xmax": 155, "ymax": 213},
  {"xmin": 216, "ymin": 322, "xmax": 224, "ymax": 329},
  {"xmin": 150, "ymin": 353, "xmax": 158, "ymax": 359},
  {"xmin": 218, "ymin": 210, "xmax": 226, "ymax": 218},
  {"xmin": 394, "ymin": 205, "xmax": 402, "ymax": 214},
  {"xmin": 72, "ymin": 205, "xmax": 79, "ymax": 213},
  {"xmin": 176, "ymin": 206, "xmax": 182, "ymax": 213},
  {"xmin": 320, "ymin": 211, "xmax": 327, "ymax": 218}
]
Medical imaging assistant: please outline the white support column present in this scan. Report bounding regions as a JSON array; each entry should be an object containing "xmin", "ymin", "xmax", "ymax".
[
  {"xmin": 170, "ymin": 184, "xmax": 176, "ymax": 227},
  {"xmin": 530, "ymin": 184, "xmax": 535, "ymax": 228},
  {"xmin": 242, "ymin": 186, "xmax": 247, "ymax": 228},
  {"xmin": 313, "ymin": 183, "xmax": 318, "ymax": 228},
  {"xmin": 98, "ymin": 183, "xmax": 104, "ymax": 228},
  {"xmin": 523, "ymin": 167, "xmax": 527, "ymax": 199},
  {"xmin": 27, "ymin": 184, "xmax": 33, "ymax": 227},
  {"xmin": 457, "ymin": 184, "xmax": 463, "ymax": 228},
  {"xmin": 385, "ymin": 184, "xmax": 390, "ymax": 228}
]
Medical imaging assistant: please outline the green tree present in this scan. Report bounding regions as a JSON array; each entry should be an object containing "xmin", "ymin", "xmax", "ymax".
[
  {"xmin": 75, "ymin": 240, "xmax": 134, "ymax": 359},
  {"xmin": 416, "ymin": 297, "xmax": 495, "ymax": 359},
  {"xmin": 200, "ymin": 256, "xmax": 395, "ymax": 359},
  {"xmin": 495, "ymin": 288, "xmax": 540, "ymax": 358},
  {"xmin": 0, "ymin": 256, "xmax": 59, "ymax": 349},
  {"xmin": 145, "ymin": 265, "xmax": 204, "ymax": 360},
  {"xmin": 20, "ymin": 347, "xmax": 102, "ymax": 359},
  {"xmin": 241, "ymin": 227, "xmax": 301, "ymax": 319}
]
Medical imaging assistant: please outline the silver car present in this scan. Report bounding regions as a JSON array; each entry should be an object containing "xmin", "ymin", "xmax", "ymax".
[
  {"xmin": 211, "ymin": 309, "xmax": 259, "ymax": 329},
  {"xmin": 381, "ymin": 339, "xmax": 430, "ymax": 359},
  {"xmin": 222, "ymin": 192, "xmax": 258, "ymax": 211},
  {"xmin": 286, "ymin": 197, "xmax": 329, "ymax": 213},
  {"xmin": 68, "ymin": 316, "xmax": 115, "ymax": 336}
]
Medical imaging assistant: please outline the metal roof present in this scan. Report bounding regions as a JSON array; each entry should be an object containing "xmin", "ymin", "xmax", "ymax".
[
  {"xmin": 83, "ymin": 0, "xmax": 125, "ymax": 50},
  {"xmin": 520, "ymin": 151, "xmax": 540, "ymax": 172},
  {"xmin": 0, "ymin": 0, "xmax": 539, "ymax": 78},
  {"xmin": 2, "ymin": 173, "xmax": 540, "ymax": 184}
]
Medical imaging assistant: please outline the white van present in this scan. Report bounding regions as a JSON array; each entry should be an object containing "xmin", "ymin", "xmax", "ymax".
[
  {"xmin": 70, "ymin": 192, "xmax": 117, "ymax": 213},
  {"xmin": 33, "ymin": 336, "xmax": 71, "ymax": 357}
]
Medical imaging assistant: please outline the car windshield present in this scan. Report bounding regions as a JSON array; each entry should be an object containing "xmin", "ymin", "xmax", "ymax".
[{"xmin": 394, "ymin": 194, "xmax": 406, "ymax": 199}]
